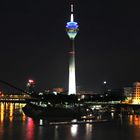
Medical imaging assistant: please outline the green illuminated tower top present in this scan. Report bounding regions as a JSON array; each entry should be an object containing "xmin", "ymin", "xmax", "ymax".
[{"xmin": 66, "ymin": 4, "xmax": 79, "ymax": 40}]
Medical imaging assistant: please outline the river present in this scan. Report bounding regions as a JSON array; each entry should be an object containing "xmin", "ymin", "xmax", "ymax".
[{"xmin": 0, "ymin": 102, "xmax": 140, "ymax": 140}]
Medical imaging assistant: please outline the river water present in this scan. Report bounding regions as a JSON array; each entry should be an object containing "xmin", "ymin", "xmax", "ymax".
[{"xmin": 0, "ymin": 102, "xmax": 140, "ymax": 140}]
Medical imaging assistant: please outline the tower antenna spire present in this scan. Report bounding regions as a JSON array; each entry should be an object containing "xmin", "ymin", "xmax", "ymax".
[
  {"xmin": 71, "ymin": 4, "xmax": 74, "ymax": 13},
  {"xmin": 70, "ymin": 4, "xmax": 74, "ymax": 22}
]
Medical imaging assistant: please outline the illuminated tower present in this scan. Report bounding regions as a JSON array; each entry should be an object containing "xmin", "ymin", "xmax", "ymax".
[{"xmin": 66, "ymin": 4, "xmax": 79, "ymax": 95}]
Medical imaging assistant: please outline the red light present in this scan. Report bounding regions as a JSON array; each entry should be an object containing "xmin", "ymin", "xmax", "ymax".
[{"xmin": 28, "ymin": 79, "xmax": 35, "ymax": 84}]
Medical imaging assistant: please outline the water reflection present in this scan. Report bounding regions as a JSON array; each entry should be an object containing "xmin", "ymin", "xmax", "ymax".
[
  {"xmin": 54, "ymin": 125, "xmax": 59, "ymax": 139},
  {"xmin": 26, "ymin": 118, "xmax": 35, "ymax": 140},
  {"xmin": 1, "ymin": 102, "xmax": 140, "ymax": 140},
  {"xmin": 111, "ymin": 112, "xmax": 114, "ymax": 119},
  {"xmin": 129, "ymin": 115, "xmax": 140, "ymax": 128},
  {"xmin": 71, "ymin": 124, "xmax": 78, "ymax": 137},
  {"xmin": 0, "ymin": 103, "xmax": 4, "ymax": 122},
  {"xmin": 0, "ymin": 102, "xmax": 26, "ymax": 123},
  {"xmin": 9, "ymin": 103, "xmax": 14, "ymax": 122},
  {"xmin": 85, "ymin": 123, "xmax": 93, "ymax": 139}
]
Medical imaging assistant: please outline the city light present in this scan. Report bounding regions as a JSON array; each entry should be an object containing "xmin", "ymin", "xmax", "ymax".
[
  {"xmin": 28, "ymin": 79, "xmax": 35, "ymax": 84},
  {"xmin": 71, "ymin": 125, "xmax": 78, "ymax": 137}
]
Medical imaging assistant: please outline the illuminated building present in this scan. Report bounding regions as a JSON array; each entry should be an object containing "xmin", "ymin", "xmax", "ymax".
[
  {"xmin": 123, "ymin": 87, "xmax": 133, "ymax": 103},
  {"xmin": 53, "ymin": 88, "xmax": 64, "ymax": 94},
  {"xmin": 66, "ymin": 4, "xmax": 79, "ymax": 95},
  {"xmin": 132, "ymin": 82, "xmax": 140, "ymax": 104}
]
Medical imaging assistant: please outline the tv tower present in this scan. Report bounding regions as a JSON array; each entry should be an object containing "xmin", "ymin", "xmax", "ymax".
[{"xmin": 66, "ymin": 4, "xmax": 79, "ymax": 95}]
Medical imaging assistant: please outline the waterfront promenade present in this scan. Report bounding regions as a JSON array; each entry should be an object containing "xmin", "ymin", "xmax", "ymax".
[{"xmin": 0, "ymin": 95, "xmax": 37, "ymax": 103}]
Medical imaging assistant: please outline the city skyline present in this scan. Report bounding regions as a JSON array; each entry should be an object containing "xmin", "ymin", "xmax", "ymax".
[{"xmin": 0, "ymin": 0, "xmax": 140, "ymax": 92}]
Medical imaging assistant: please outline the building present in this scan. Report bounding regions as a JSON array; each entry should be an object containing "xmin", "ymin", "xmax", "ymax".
[
  {"xmin": 53, "ymin": 88, "xmax": 64, "ymax": 94},
  {"xmin": 123, "ymin": 87, "xmax": 133, "ymax": 103},
  {"xmin": 132, "ymin": 82, "xmax": 140, "ymax": 104},
  {"xmin": 66, "ymin": 4, "xmax": 79, "ymax": 95},
  {"xmin": 124, "ymin": 87, "xmax": 133, "ymax": 98}
]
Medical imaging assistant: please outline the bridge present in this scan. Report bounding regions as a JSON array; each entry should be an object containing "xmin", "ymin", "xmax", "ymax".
[{"xmin": 0, "ymin": 80, "xmax": 38, "ymax": 103}]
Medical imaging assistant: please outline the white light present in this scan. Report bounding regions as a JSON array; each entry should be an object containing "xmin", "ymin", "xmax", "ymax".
[
  {"xmin": 71, "ymin": 119, "xmax": 77, "ymax": 122},
  {"xmin": 78, "ymin": 98, "xmax": 80, "ymax": 101},
  {"xmin": 71, "ymin": 4, "xmax": 73, "ymax": 12},
  {"xmin": 111, "ymin": 112, "xmax": 114, "ymax": 119},
  {"xmin": 68, "ymin": 56, "xmax": 76, "ymax": 95},
  {"xmin": 70, "ymin": 14, "xmax": 74, "ymax": 22},
  {"xmin": 39, "ymin": 119, "xmax": 43, "ymax": 125},
  {"xmin": 103, "ymin": 81, "xmax": 107, "ymax": 84},
  {"xmin": 71, "ymin": 125, "xmax": 78, "ymax": 137},
  {"xmin": 68, "ymin": 68, "xmax": 76, "ymax": 95},
  {"xmin": 28, "ymin": 79, "xmax": 35, "ymax": 84},
  {"xmin": 38, "ymin": 92, "xmax": 43, "ymax": 95},
  {"xmin": 53, "ymin": 91, "xmax": 57, "ymax": 95}
]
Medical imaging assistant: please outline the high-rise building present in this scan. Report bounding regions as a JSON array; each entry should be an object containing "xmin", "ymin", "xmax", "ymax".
[
  {"xmin": 132, "ymin": 82, "xmax": 140, "ymax": 104},
  {"xmin": 66, "ymin": 4, "xmax": 79, "ymax": 95}
]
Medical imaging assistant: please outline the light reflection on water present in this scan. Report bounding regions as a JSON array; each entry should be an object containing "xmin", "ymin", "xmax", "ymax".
[
  {"xmin": 85, "ymin": 123, "xmax": 93, "ymax": 140},
  {"xmin": 1, "ymin": 102, "xmax": 140, "ymax": 140},
  {"xmin": 26, "ymin": 118, "xmax": 35, "ymax": 140},
  {"xmin": 71, "ymin": 124, "xmax": 78, "ymax": 137},
  {"xmin": 129, "ymin": 115, "xmax": 140, "ymax": 128},
  {"xmin": 0, "ymin": 102, "xmax": 26, "ymax": 122}
]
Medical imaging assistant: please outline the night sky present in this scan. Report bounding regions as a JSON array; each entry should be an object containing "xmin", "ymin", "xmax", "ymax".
[{"xmin": 0, "ymin": 0, "xmax": 140, "ymax": 92}]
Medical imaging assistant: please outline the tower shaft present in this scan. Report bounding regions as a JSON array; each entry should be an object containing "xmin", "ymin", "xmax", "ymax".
[{"xmin": 68, "ymin": 40, "xmax": 76, "ymax": 95}]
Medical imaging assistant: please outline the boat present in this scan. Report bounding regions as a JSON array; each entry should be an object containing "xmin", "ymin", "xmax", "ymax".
[{"xmin": 22, "ymin": 101, "xmax": 92, "ymax": 121}]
